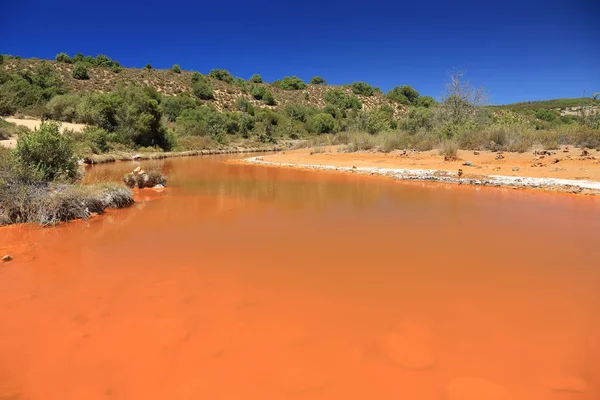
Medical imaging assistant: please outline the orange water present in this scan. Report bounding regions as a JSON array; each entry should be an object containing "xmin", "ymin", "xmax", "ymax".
[{"xmin": 1, "ymin": 155, "xmax": 599, "ymax": 400}]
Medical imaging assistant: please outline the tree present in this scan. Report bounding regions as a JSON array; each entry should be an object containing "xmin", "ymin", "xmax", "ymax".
[
  {"xmin": 308, "ymin": 113, "xmax": 336, "ymax": 134},
  {"xmin": 387, "ymin": 85, "xmax": 420, "ymax": 104},
  {"xmin": 144, "ymin": 64, "xmax": 152, "ymax": 70},
  {"xmin": 192, "ymin": 79, "xmax": 214, "ymax": 100},
  {"xmin": 310, "ymin": 76, "xmax": 326, "ymax": 85},
  {"xmin": 209, "ymin": 69, "xmax": 234, "ymax": 83},
  {"xmin": 350, "ymin": 82, "xmax": 377, "ymax": 96},
  {"xmin": 15, "ymin": 121, "xmax": 78, "ymax": 181},
  {"xmin": 262, "ymin": 91, "xmax": 276, "ymax": 106},
  {"xmin": 440, "ymin": 70, "xmax": 486, "ymax": 125},
  {"xmin": 414, "ymin": 96, "xmax": 436, "ymax": 108},
  {"xmin": 249, "ymin": 74, "xmax": 263, "ymax": 83},
  {"xmin": 162, "ymin": 95, "xmax": 196, "ymax": 122},
  {"xmin": 72, "ymin": 63, "xmax": 89, "ymax": 80},
  {"xmin": 171, "ymin": 64, "xmax": 181, "ymax": 73},
  {"xmin": 276, "ymin": 76, "xmax": 307, "ymax": 90},
  {"xmin": 55, "ymin": 52, "xmax": 72, "ymax": 63}
]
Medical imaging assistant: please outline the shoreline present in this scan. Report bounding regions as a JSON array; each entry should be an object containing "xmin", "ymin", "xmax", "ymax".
[{"xmin": 240, "ymin": 151, "xmax": 600, "ymax": 196}]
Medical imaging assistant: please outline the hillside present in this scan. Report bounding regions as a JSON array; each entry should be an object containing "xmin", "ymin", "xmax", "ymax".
[
  {"xmin": 497, "ymin": 97, "xmax": 597, "ymax": 111},
  {"xmin": 0, "ymin": 58, "xmax": 404, "ymax": 117}
]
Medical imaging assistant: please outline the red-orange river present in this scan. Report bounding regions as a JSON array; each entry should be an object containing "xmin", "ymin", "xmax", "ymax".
[{"xmin": 1, "ymin": 155, "xmax": 599, "ymax": 400}]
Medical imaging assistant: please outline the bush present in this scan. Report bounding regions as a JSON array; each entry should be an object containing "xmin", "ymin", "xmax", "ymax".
[
  {"xmin": 350, "ymin": 82, "xmax": 377, "ymax": 96},
  {"xmin": 387, "ymin": 85, "xmax": 420, "ymax": 104},
  {"xmin": 251, "ymin": 85, "xmax": 267, "ymax": 100},
  {"xmin": 176, "ymin": 106, "xmax": 229, "ymax": 144},
  {"xmin": 15, "ymin": 122, "xmax": 78, "ymax": 181},
  {"xmin": 323, "ymin": 89, "xmax": 362, "ymax": 110},
  {"xmin": 72, "ymin": 63, "xmax": 89, "ymax": 80},
  {"xmin": 161, "ymin": 95, "xmax": 196, "ymax": 122},
  {"xmin": 55, "ymin": 52, "xmax": 72, "ymax": 63},
  {"xmin": 276, "ymin": 76, "xmax": 307, "ymax": 90},
  {"xmin": 285, "ymin": 104, "xmax": 317, "ymax": 122},
  {"xmin": 171, "ymin": 64, "xmax": 181, "ymax": 73},
  {"xmin": 144, "ymin": 64, "xmax": 152, "ymax": 70},
  {"xmin": 310, "ymin": 76, "xmax": 326, "ymax": 85},
  {"xmin": 235, "ymin": 97, "xmax": 254, "ymax": 114},
  {"xmin": 249, "ymin": 74, "xmax": 263, "ymax": 83},
  {"xmin": 262, "ymin": 91, "xmax": 276, "ymax": 106},
  {"xmin": 47, "ymin": 94, "xmax": 81, "ymax": 122},
  {"xmin": 534, "ymin": 108, "xmax": 558, "ymax": 122},
  {"xmin": 209, "ymin": 69, "xmax": 234, "ymax": 83},
  {"xmin": 82, "ymin": 126, "xmax": 110, "ymax": 153},
  {"xmin": 308, "ymin": 113, "xmax": 336, "ymax": 134},
  {"xmin": 439, "ymin": 139, "xmax": 458, "ymax": 159},
  {"xmin": 414, "ymin": 95, "xmax": 436, "ymax": 108},
  {"xmin": 192, "ymin": 79, "xmax": 214, "ymax": 100},
  {"xmin": 401, "ymin": 107, "xmax": 434, "ymax": 133}
]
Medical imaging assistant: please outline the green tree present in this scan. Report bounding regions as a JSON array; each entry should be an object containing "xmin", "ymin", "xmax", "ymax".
[
  {"xmin": 15, "ymin": 122, "xmax": 78, "ymax": 181},
  {"xmin": 276, "ymin": 76, "xmax": 307, "ymax": 90},
  {"xmin": 171, "ymin": 64, "xmax": 181, "ymax": 73},
  {"xmin": 251, "ymin": 85, "xmax": 267, "ymax": 100},
  {"xmin": 310, "ymin": 76, "xmax": 326, "ymax": 85},
  {"xmin": 161, "ymin": 95, "xmax": 196, "ymax": 122},
  {"xmin": 144, "ymin": 64, "xmax": 152, "ymax": 70},
  {"xmin": 192, "ymin": 78, "xmax": 214, "ymax": 100},
  {"xmin": 262, "ymin": 91, "xmax": 276, "ymax": 106},
  {"xmin": 72, "ymin": 63, "xmax": 89, "ymax": 80},
  {"xmin": 307, "ymin": 113, "xmax": 336, "ymax": 134},
  {"xmin": 249, "ymin": 74, "xmax": 263, "ymax": 83},
  {"xmin": 209, "ymin": 69, "xmax": 234, "ymax": 83},
  {"xmin": 323, "ymin": 89, "xmax": 362, "ymax": 110},
  {"xmin": 55, "ymin": 52, "xmax": 72, "ymax": 63},
  {"xmin": 350, "ymin": 82, "xmax": 377, "ymax": 96},
  {"xmin": 414, "ymin": 96, "xmax": 436, "ymax": 108}
]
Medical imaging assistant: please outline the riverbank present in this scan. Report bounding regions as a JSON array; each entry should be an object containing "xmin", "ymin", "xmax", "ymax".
[{"xmin": 239, "ymin": 146, "xmax": 600, "ymax": 195}]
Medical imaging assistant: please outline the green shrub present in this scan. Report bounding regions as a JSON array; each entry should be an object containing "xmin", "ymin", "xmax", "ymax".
[
  {"xmin": 144, "ymin": 64, "xmax": 152, "ymax": 70},
  {"xmin": 72, "ymin": 63, "xmax": 89, "ymax": 80},
  {"xmin": 284, "ymin": 104, "xmax": 317, "ymax": 122},
  {"xmin": 82, "ymin": 126, "xmax": 110, "ymax": 153},
  {"xmin": 234, "ymin": 97, "xmax": 254, "ymax": 114},
  {"xmin": 176, "ymin": 106, "xmax": 229, "ymax": 144},
  {"xmin": 262, "ymin": 91, "xmax": 276, "ymax": 106},
  {"xmin": 192, "ymin": 79, "xmax": 214, "ymax": 100},
  {"xmin": 191, "ymin": 72, "xmax": 203, "ymax": 83},
  {"xmin": 15, "ymin": 122, "xmax": 78, "ymax": 181},
  {"xmin": 322, "ymin": 104, "xmax": 343, "ymax": 119},
  {"xmin": 209, "ymin": 69, "xmax": 234, "ymax": 83},
  {"xmin": 110, "ymin": 65, "xmax": 123, "ymax": 74},
  {"xmin": 310, "ymin": 76, "xmax": 326, "ymax": 85},
  {"xmin": 171, "ymin": 64, "xmax": 181, "ymax": 73},
  {"xmin": 276, "ymin": 76, "xmax": 307, "ymax": 90},
  {"xmin": 0, "ymin": 54, "xmax": 4, "ymax": 65},
  {"xmin": 323, "ymin": 89, "xmax": 362, "ymax": 110},
  {"xmin": 350, "ymin": 82, "xmax": 377, "ymax": 96},
  {"xmin": 414, "ymin": 95, "xmax": 436, "ymax": 108},
  {"xmin": 534, "ymin": 108, "xmax": 558, "ymax": 122},
  {"xmin": 161, "ymin": 95, "xmax": 196, "ymax": 122},
  {"xmin": 55, "ymin": 52, "xmax": 72, "ymax": 63},
  {"xmin": 401, "ymin": 107, "xmax": 434, "ymax": 133},
  {"xmin": 233, "ymin": 78, "xmax": 250, "ymax": 93},
  {"xmin": 47, "ymin": 94, "xmax": 81, "ymax": 122},
  {"xmin": 251, "ymin": 85, "xmax": 267, "ymax": 100},
  {"xmin": 308, "ymin": 113, "xmax": 336, "ymax": 134},
  {"xmin": 387, "ymin": 85, "xmax": 420, "ymax": 104},
  {"xmin": 249, "ymin": 74, "xmax": 263, "ymax": 83},
  {"xmin": 439, "ymin": 139, "xmax": 458, "ymax": 159}
]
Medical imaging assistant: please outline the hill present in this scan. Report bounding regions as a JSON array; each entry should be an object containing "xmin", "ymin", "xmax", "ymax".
[
  {"xmin": 0, "ymin": 57, "xmax": 404, "ymax": 117},
  {"xmin": 497, "ymin": 98, "xmax": 597, "ymax": 111}
]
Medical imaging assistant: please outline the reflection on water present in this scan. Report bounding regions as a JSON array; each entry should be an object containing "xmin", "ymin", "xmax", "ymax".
[{"xmin": 1, "ymin": 155, "xmax": 600, "ymax": 400}]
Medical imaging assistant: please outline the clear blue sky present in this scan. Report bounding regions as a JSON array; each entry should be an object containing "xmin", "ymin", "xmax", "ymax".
[{"xmin": 2, "ymin": 0, "xmax": 598, "ymax": 104}]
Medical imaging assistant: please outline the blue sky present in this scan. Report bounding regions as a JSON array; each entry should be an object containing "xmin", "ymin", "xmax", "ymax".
[{"xmin": 1, "ymin": 0, "xmax": 598, "ymax": 104}]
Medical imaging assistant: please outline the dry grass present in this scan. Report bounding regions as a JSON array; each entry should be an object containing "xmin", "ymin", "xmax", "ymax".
[
  {"xmin": 438, "ymin": 139, "xmax": 459, "ymax": 159},
  {"xmin": 0, "ymin": 182, "xmax": 133, "ymax": 226}
]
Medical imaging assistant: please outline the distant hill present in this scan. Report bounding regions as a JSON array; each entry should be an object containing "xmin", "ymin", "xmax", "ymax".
[
  {"xmin": 496, "ymin": 98, "xmax": 596, "ymax": 111},
  {"xmin": 0, "ymin": 57, "xmax": 404, "ymax": 116}
]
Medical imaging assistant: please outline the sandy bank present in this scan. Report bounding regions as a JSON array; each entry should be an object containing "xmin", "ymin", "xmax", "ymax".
[
  {"xmin": 239, "ymin": 146, "xmax": 600, "ymax": 195},
  {"xmin": 3, "ymin": 117, "xmax": 87, "ymax": 133}
]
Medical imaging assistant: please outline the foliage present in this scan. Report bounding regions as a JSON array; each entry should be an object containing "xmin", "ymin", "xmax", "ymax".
[
  {"xmin": 72, "ymin": 63, "xmax": 90, "ymax": 80},
  {"xmin": 161, "ymin": 95, "xmax": 196, "ymax": 122},
  {"xmin": 235, "ymin": 97, "xmax": 255, "ymax": 114},
  {"xmin": 55, "ymin": 52, "xmax": 72, "ymax": 63},
  {"xmin": 323, "ymin": 89, "xmax": 362, "ymax": 110},
  {"xmin": 176, "ymin": 106, "xmax": 230, "ymax": 144},
  {"xmin": 439, "ymin": 139, "xmax": 458, "ymax": 159},
  {"xmin": 15, "ymin": 122, "xmax": 78, "ymax": 181},
  {"xmin": 284, "ymin": 104, "xmax": 317, "ymax": 122},
  {"xmin": 192, "ymin": 78, "xmax": 214, "ymax": 100},
  {"xmin": 310, "ymin": 76, "xmax": 326, "ymax": 85},
  {"xmin": 262, "ymin": 90, "xmax": 276, "ymax": 106},
  {"xmin": 171, "ymin": 64, "xmax": 181, "ymax": 73},
  {"xmin": 47, "ymin": 94, "xmax": 82, "ymax": 122},
  {"xmin": 414, "ymin": 95, "xmax": 436, "ymax": 108},
  {"xmin": 401, "ymin": 107, "xmax": 434, "ymax": 133},
  {"xmin": 276, "ymin": 76, "xmax": 307, "ymax": 90},
  {"xmin": 249, "ymin": 74, "xmax": 263, "ymax": 83},
  {"xmin": 145, "ymin": 64, "xmax": 152, "ymax": 69},
  {"xmin": 387, "ymin": 85, "xmax": 420, "ymax": 104},
  {"xmin": 350, "ymin": 82, "xmax": 377, "ymax": 96},
  {"xmin": 209, "ymin": 69, "xmax": 234, "ymax": 83},
  {"xmin": 81, "ymin": 125, "xmax": 111, "ymax": 153},
  {"xmin": 307, "ymin": 113, "xmax": 336, "ymax": 134},
  {"xmin": 534, "ymin": 108, "xmax": 558, "ymax": 122}
]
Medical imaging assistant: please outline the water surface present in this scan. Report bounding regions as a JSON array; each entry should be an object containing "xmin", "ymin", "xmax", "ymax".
[{"xmin": 1, "ymin": 155, "xmax": 599, "ymax": 400}]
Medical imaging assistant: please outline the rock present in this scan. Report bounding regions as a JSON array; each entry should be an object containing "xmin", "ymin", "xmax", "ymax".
[
  {"xmin": 1, "ymin": 255, "xmax": 12, "ymax": 262},
  {"xmin": 544, "ymin": 376, "xmax": 587, "ymax": 393},
  {"xmin": 133, "ymin": 166, "xmax": 141, "ymax": 173},
  {"xmin": 153, "ymin": 184, "xmax": 165, "ymax": 189},
  {"xmin": 458, "ymin": 169, "xmax": 464, "ymax": 177},
  {"xmin": 446, "ymin": 377, "xmax": 511, "ymax": 400},
  {"xmin": 132, "ymin": 154, "xmax": 142, "ymax": 160},
  {"xmin": 552, "ymin": 158, "xmax": 560, "ymax": 164},
  {"xmin": 512, "ymin": 167, "xmax": 520, "ymax": 172},
  {"xmin": 462, "ymin": 161, "xmax": 474, "ymax": 166},
  {"xmin": 473, "ymin": 151, "xmax": 480, "ymax": 155}
]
